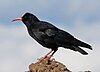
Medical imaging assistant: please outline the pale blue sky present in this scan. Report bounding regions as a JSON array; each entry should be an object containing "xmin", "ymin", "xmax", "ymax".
[{"xmin": 0, "ymin": 0, "xmax": 100, "ymax": 72}]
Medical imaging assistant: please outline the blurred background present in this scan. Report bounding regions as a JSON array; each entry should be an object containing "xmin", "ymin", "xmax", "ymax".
[{"xmin": 0, "ymin": 0, "xmax": 100, "ymax": 72}]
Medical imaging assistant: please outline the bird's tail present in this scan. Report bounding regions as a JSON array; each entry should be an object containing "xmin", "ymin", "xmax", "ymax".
[
  {"xmin": 68, "ymin": 46, "xmax": 88, "ymax": 55},
  {"xmin": 73, "ymin": 39, "xmax": 92, "ymax": 50},
  {"xmin": 73, "ymin": 46, "xmax": 88, "ymax": 55}
]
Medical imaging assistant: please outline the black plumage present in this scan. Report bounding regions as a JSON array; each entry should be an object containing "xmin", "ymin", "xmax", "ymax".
[{"xmin": 12, "ymin": 13, "xmax": 92, "ymax": 60}]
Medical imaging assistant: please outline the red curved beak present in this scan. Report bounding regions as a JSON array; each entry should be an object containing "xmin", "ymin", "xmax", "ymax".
[{"xmin": 12, "ymin": 17, "xmax": 22, "ymax": 22}]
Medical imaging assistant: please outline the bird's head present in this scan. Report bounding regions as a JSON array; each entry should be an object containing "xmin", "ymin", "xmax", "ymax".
[{"xmin": 12, "ymin": 12, "xmax": 40, "ymax": 26}]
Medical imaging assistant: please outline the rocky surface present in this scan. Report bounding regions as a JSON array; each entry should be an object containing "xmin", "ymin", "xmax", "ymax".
[{"xmin": 28, "ymin": 58, "xmax": 71, "ymax": 72}]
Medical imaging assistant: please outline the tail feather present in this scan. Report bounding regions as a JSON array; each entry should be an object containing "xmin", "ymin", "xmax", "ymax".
[
  {"xmin": 73, "ymin": 46, "xmax": 88, "ymax": 55},
  {"xmin": 73, "ymin": 39, "xmax": 92, "ymax": 50},
  {"xmin": 67, "ymin": 46, "xmax": 88, "ymax": 55}
]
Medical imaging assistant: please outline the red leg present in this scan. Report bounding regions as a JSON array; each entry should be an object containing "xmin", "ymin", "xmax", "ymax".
[
  {"xmin": 39, "ymin": 50, "xmax": 53, "ymax": 61},
  {"xmin": 48, "ymin": 49, "xmax": 57, "ymax": 59}
]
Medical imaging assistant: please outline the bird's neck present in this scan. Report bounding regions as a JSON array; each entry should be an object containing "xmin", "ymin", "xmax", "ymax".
[
  {"xmin": 24, "ymin": 23, "xmax": 31, "ymax": 28},
  {"xmin": 23, "ymin": 21, "xmax": 33, "ymax": 28},
  {"xmin": 24, "ymin": 22, "xmax": 37, "ymax": 30}
]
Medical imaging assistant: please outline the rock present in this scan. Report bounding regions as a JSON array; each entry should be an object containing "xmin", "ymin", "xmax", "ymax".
[{"xmin": 28, "ymin": 58, "xmax": 71, "ymax": 72}]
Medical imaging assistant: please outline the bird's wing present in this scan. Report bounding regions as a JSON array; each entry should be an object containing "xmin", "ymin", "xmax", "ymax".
[
  {"xmin": 36, "ymin": 27, "xmax": 74, "ymax": 44},
  {"xmin": 37, "ymin": 25, "xmax": 75, "ymax": 45},
  {"xmin": 30, "ymin": 21, "xmax": 76, "ymax": 46}
]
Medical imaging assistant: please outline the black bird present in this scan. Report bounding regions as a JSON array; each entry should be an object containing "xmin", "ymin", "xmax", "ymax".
[{"xmin": 12, "ymin": 13, "xmax": 92, "ymax": 60}]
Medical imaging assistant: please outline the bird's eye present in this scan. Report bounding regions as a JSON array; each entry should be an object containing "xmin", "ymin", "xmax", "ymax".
[{"xmin": 24, "ymin": 16, "xmax": 28, "ymax": 20}]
